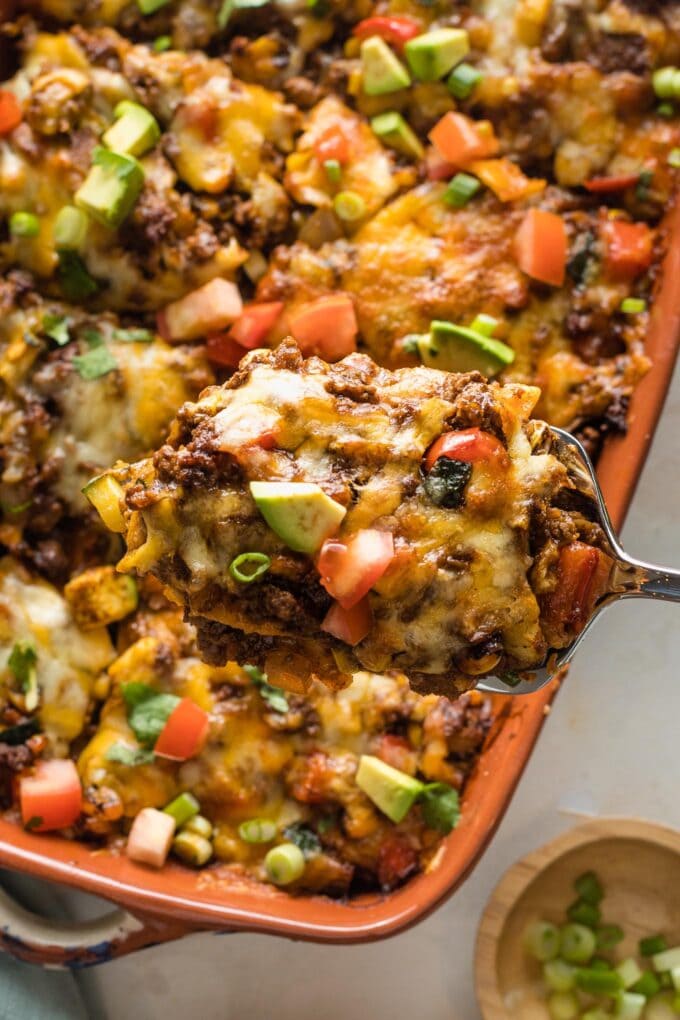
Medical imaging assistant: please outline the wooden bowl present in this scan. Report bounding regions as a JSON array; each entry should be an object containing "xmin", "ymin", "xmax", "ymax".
[{"xmin": 475, "ymin": 818, "xmax": 680, "ymax": 1019}]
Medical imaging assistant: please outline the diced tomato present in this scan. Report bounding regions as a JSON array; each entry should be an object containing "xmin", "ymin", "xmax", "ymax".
[
  {"xmin": 290, "ymin": 750, "xmax": 333, "ymax": 804},
  {"xmin": 377, "ymin": 836, "xmax": 418, "ymax": 890},
  {"xmin": 543, "ymin": 542, "xmax": 610, "ymax": 633},
  {"xmin": 160, "ymin": 278, "xmax": 243, "ymax": 342},
  {"xmin": 429, "ymin": 113, "xmax": 499, "ymax": 167},
  {"xmin": 321, "ymin": 597, "xmax": 372, "ymax": 646},
  {"xmin": 601, "ymin": 219, "xmax": 653, "ymax": 281},
  {"xmin": 154, "ymin": 698, "xmax": 210, "ymax": 762},
  {"xmin": 376, "ymin": 734, "xmax": 413, "ymax": 773},
  {"xmin": 289, "ymin": 294, "xmax": 358, "ymax": 361},
  {"xmin": 205, "ymin": 332, "xmax": 247, "ymax": 368},
  {"xmin": 229, "ymin": 301, "xmax": 283, "ymax": 350},
  {"xmin": 20, "ymin": 759, "xmax": 82, "ymax": 833},
  {"xmin": 424, "ymin": 428, "xmax": 508, "ymax": 474},
  {"xmin": 353, "ymin": 15, "xmax": 421, "ymax": 49},
  {"xmin": 0, "ymin": 90, "xmax": 21, "ymax": 136},
  {"xmin": 126, "ymin": 808, "xmax": 175, "ymax": 869},
  {"xmin": 424, "ymin": 147, "xmax": 457, "ymax": 181},
  {"xmin": 514, "ymin": 208, "xmax": 567, "ymax": 287},
  {"xmin": 468, "ymin": 158, "xmax": 546, "ymax": 203},
  {"xmin": 313, "ymin": 124, "xmax": 351, "ymax": 165},
  {"xmin": 318, "ymin": 530, "xmax": 395, "ymax": 609},
  {"xmin": 584, "ymin": 173, "xmax": 640, "ymax": 193}
]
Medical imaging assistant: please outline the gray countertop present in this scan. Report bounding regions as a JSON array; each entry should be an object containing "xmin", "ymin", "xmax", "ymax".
[{"xmin": 78, "ymin": 362, "xmax": 680, "ymax": 1019}]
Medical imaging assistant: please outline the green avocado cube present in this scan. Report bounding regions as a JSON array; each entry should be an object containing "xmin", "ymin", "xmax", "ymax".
[
  {"xmin": 249, "ymin": 480, "xmax": 347, "ymax": 554},
  {"xmin": 356, "ymin": 755, "xmax": 424, "ymax": 823},
  {"xmin": 405, "ymin": 28, "xmax": 470, "ymax": 82},
  {"xmin": 75, "ymin": 147, "xmax": 144, "ymax": 229},
  {"xmin": 418, "ymin": 320, "xmax": 515, "ymax": 378},
  {"xmin": 103, "ymin": 101, "xmax": 160, "ymax": 158},
  {"xmin": 370, "ymin": 111, "xmax": 424, "ymax": 160},
  {"xmin": 360, "ymin": 37, "xmax": 411, "ymax": 96}
]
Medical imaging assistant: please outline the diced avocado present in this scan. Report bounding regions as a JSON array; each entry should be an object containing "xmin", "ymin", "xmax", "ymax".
[
  {"xmin": 356, "ymin": 755, "xmax": 424, "ymax": 823},
  {"xmin": 418, "ymin": 320, "xmax": 515, "ymax": 378},
  {"xmin": 137, "ymin": 0, "xmax": 170, "ymax": 13},
  {"xmin": 64, "ymin": 566, "xmax": 138, "ymax": 629},
  {"xmin": 82, "ymin": 473, "xmax": 126, "ymax": 532},
  {"xmin": 103, "ymin": 101, "xmax": 161, "ymax": 158},
  {"xmin": 405, "ymin": 28, "xmax": 470, "ymax": 82},
  {"xmin": 249, "ymin": 481, "xmax": 346, "ymax": 554},
  {"xmin": 75, "ymin": 147, "xmax": 144, "ymax": 229},
  {"xmin": 370, "ymin": 112, "xmax": 424, "ymax": 160},
  {"xmin": 360, "ymin": 37, "xmax": 411, "ymax": 96}
]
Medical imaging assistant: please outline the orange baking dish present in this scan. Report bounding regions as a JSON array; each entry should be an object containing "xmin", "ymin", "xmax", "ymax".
[{"xmin": 0, "ymin": 205, "xmax": 678, "ymax": 970}]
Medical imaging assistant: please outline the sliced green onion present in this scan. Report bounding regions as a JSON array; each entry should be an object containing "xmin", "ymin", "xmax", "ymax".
[
  {"xmin": 668, "ymin": 148, "xmax": 680, "ymax": 169},
  {"xmin": 566, "ymin": 899, "xmax": 601, "ymax": 927},
  {"xmin": 560, "ymin": 923, "xmax": 597, "ymax": 964},
  {"xmin": 333, "ymin": 190, "xmax": 366, "ymax": 222},
  {"xmin": 636, "ymin": 168, "xmax": 654, "ymax": 201},
  {"xmin": 613, "ymin": 955, "xmax": 642, "ymax": 986},
  {"xmin": 641, "ymin": 935, "xmax": 669, "ymax": 957},
  {"xmin": 523, "ymin": 920, "xmax": 561, "ymax": 962},
  {"xmin": 574, "ymin": 871, "xmax": 603, "ymax": 904},
  {"xmin": 264, "ymin": 842, "xmax": 305, "ymax": 885},
  {"xmin": 652, "ymin": 947, "xmax": 680, "ymax": 973},
  {"xmin": 620, "ymin": 297, "xmax": 646, "ymax": 314},
  {"xmin": 9, "ymin": 212, "xmax": 40, "ymax": 238},
  {"xmin": 447, "ymin": 61, "xmax": 482, "ymax": 100},
  {"xmin": 591, "ymin": 956, "xmax": 613, "ymax": 971},
  {"xmin": 137, "ymin": 0, "xmax": 170, "ymax": 13},
  {"xmin": 652, "ymin": 67, "xmax": 678, "ymax": 100},
  {"xmin": 580, "ymin": 1010, "xmax": 609, "ymax": 1020},
  {"xmin": 631, "ymin": 971, "xmax": 661, "ymax": 998},
  {"xmin": 615, "ymin": 992, "xmax": 647, "ymax": 1020},
  {"xmin": 53, "ymin": 205, "xmax": 88, "ymax": 251},
  {"xmin": 443, "ymin": 172, "xmax": 481, "ymax": 208},
  {"xmin": 575, "ymin": 967, "xmax": 623, "ymax": 996},
  {"xmin": 182, "ymin": 814, "xmax": 213, "ymax": 839},
  {"xmin": 229, "ymin": 552, "xmax": 271, "ymax": 584},
  {"xmin": 153, "ymin": 35, "xmax": 172, "ymax": 51},
  {"xmin": 323, "ymin": 159, "xmax": 342, "ymax": 184},
  {"xmin": 596, "ymin": 923, "xmax": 625, "ymax": 949},
  {"xmin": 238, "ymin": 818, "xmax": 277, "ymax": 844},
  {"xmin": 547, "ymin": 991, "xmax": 579, "ymax": 1020},
  {"xmin": 470, "ymin": 313, "xmax": 499, "ymax": 337},
  {"xmin": 543, "ymin": 959, "xmax": 576, "ymax": 992},
  {"xmin": 659, "ymin": 972, "xmax": 674, "ymax": 990},
  {"xmin": 172, "ymin": 830, "xmax": 213, "ymax": 867},
  {"xmin": 657, "ymin": 103, "xmax": 675, "ymax": 118},
  {"xmin": 163, "ymin": 792, "xmax": 200, "ymax": 828}
]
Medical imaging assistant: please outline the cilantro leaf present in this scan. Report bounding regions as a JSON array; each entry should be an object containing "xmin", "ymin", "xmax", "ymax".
[
  {"xmin": 121, "ymin": 682, "xmax": 180, "ymax": 747},
  {"xmin": 83, "ymin": 327, "xmax": 104, "ymax": 348},
  {"xmin": 283, "ymin": 822, "xmax": 321, "ymax": 857},
  {"xmin": 57, "ymin": 251, "xmax": 98, "ymax": 302},
  {"xmin": 112, "ymin": 327, "xmax": 154, "ymax": 343},
  {"xmin": 106, "ymin": 742, "xmax": 155, "ymax": 766},
  {"xmin": 243, "ymin": 663, "xmax": 289, "ymax": 713},
  {"xmin": 8, "ymin": 640, "xmax": 37, "ymax": 691},
  {"xmin": 42, "ymin": 313, "xmax": 70, "ymax": 346},
  {"xmin": 73, "ymin": 345, "xmax": 118, "ymax": 380},
  {"xmin": 418, "ymin": 783, "xmax": 460, "ymax": 834}
]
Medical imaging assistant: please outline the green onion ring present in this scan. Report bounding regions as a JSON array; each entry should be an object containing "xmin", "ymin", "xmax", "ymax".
[{"xmin": 229, "ymin": 552, "xmax": 271, "ymax": 584}]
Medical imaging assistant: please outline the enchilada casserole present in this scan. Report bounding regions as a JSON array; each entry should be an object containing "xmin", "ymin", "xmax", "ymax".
[{"xmin": 0, "ymin": 0, "xmax": 676, "ymax": 890}]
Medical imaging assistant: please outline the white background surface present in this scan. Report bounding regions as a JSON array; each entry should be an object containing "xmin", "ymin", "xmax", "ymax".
[{"xmin": 75, "ymin": 363, "xmax": 680, "ymax": 1019}]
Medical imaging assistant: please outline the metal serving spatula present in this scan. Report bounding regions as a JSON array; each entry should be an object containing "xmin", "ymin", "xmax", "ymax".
[{"xmin": 476, "ymin": 427, "xmax": 680, "ymax": 695}]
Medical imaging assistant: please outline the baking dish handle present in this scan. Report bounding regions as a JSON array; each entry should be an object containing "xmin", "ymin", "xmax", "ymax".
[{"xmin": 0, "ymin": 885, "xmax": 203, "ymax": 967}]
